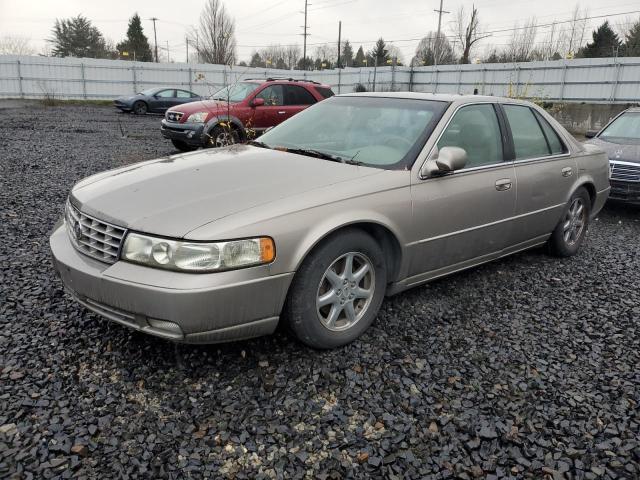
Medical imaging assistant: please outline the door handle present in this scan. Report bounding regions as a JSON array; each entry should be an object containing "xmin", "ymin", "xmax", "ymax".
[
  {"xmin": 277, "ymin": 111, "xmax": 286, "ymax": 114},
  {"xmin": 495, "ymin": 178, "xmax": 512, "ymax": 191},
  {"xmin": 562, "ymin": 167, "xmax": 573, "ymax": 177}
]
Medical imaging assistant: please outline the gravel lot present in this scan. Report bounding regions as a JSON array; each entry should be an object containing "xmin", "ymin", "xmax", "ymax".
[{"xmin": 1, "ymin": 103, "xmax": 639, "ymax": 479}]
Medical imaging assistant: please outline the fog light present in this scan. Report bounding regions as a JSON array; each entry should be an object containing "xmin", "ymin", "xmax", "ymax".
[{"xmin": 147, "ymin": 318, "xmax": 183, "ymax": 335}]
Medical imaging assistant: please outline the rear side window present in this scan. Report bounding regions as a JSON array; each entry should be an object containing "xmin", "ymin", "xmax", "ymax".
[
  {"xmin": 176, "ymin": 90, "xmax": 192, "ymax": 98},
  {"xmin": 534, "ymin": 111, "xmax": 567, "ymax": 155},
  {"xmin": 437, "ymin": 104, "xmax": 504, "ymax": 168},
  {"xmin": 316, "ymin": 87, "xmax": 335, "ymax": 99},
  {"xmin": 284, "ymin": 85, "xmax": 317, "ymax": 105},
  {"xmin": 503, "ymin": 105, "xmax": 551, "ymax": 160}
]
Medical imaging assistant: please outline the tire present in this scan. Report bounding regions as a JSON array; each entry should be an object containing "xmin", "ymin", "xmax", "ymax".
[
  {"xmin": 171, "ymin": 139, "xmax": 198, "ymax": 152},
  {"xmin": 133, "ymin": 101, "xmax": 148, "ymax": 115},
  {"xmin": 283, "ymin": 229, "xmax": 387, "ymax": 349},
  {"xmin": 547, "ymin": 187, "xmax": 591, "ymax": 257},
  {"xmin": 205, "ymin": 125, "xmax": 240, "ymax": 148}
]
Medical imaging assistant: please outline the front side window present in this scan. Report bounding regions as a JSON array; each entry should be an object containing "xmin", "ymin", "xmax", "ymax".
[
  {"xmin": 284, "ymin": 85, "xmax": 317, "ymax": 105},
  {"xmin": 156, "ymin": 89, "xmax": 175, "ymax": 98},
  {"xmin": 437, "ymin": 104, "xmax": 504, "ymax": 168},
  {"xmin": 599, "ymin": 112, "xmax": 640, "ymax": 145},
  {"xmin": 256, "ymin": 85, "xmax": 284, "ymax": 106},
  {"xmin": 504, "ymin": 105, "xmax": 552, "ymax": 160},
  {"xmin": 257, "ymin": 96, "xmax": 447, "ymax": 170}
]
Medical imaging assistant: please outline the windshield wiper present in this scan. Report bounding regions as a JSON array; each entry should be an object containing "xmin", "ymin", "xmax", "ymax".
[
  {"xmin": 285, "ymin": 148, "xmax": 362, "ymax": 165},
  {"xmin": 248, "ymin": 140, "xmax": 271, "ymax": 149}
]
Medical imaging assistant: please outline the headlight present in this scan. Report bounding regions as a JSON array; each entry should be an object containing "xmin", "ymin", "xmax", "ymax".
[
  {"xmin": 185, "ymin": 111, "xmax": 209, "ymax": 123},
  {"xmin": 121, "ymin": 233, "xmax": 275, "ymax": 272}
]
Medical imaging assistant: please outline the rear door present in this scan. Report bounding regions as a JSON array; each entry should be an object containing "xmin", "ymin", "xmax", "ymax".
[
  {"xmin": 251, "ymin": 85, "xmax": 285, "ymax": 130},
  {"xmin": 500, "ymin": 104, "xmax": 574, "ymax": 246},
  {"xmin": 410, "ymin": 103, "xmax": 517, "ymax": 277},
  {"xmin": 282, "ymin": 85, "xmax": 318, "ymax": 120}
]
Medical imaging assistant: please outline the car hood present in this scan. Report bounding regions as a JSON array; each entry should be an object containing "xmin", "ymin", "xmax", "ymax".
[
  {"xmin": 170, "ymin": 100, "xmax": 231, "ymax": 115},
  {"xmin": 586, "ymin": 138, "xmax": 640, "ymax": 163},
  {"xmin": 115, "ymin": 95, "xmax": 139, "ymax": 103},
  {"xmin": 71, "ymin": 145, "xmax": 383, "ymax": 238}
]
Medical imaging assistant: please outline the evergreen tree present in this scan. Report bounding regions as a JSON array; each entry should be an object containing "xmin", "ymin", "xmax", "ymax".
[
  {"xmin": 249, "ymin": 52, "xmax": 264, "ymax": 67},
  {"xmin": 49, "ymin": 15, "xmax": 111, "ymax": 58},
  {"xmin": 624, "ymin": 20, "xmax": 640, "ymax": 57},
  {"xmin": 341, "ymin": 40, "xmax": 353, "ymax": 67},
  {"xmin": 581, "ymin": 21, "xmax": 621, "ymax": 58},
  {"xmin": 353, "ymin": 46, "xmax": 366, "ymax": 67},
  {"xmin": 116, "ymin": 13, "xmax": 153, "ymax": 61},
  {"xmin": 369, "ymin": 38, "xmax": 390, "ymax": 66}
]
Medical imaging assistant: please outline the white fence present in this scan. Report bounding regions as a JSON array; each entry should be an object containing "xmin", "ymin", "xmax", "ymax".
[{"xmin": 1, "ymin": 55, "xmax": 639, "ymax": 104}]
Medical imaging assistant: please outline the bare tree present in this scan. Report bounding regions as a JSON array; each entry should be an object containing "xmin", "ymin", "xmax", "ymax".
[
  {"xmin": 0, "ymin": 36, "xmax": 36, "ymax": 55},
  {"xmin": 412, "ymin": 32, "xmax": 455, "ymax": 66},
  {"xmin": 386, "ymin": 45, "xmax": 405, "ymax": 65},
  {"xmin": 189, "ymin": 0, "xmax": 236, "ymax": 65},
  {"xmin": 504, "ymin": 18, "xmax": 538, "ymax": 62},
  {"xmin": 455, "ymin": 5, "xmax": 490, "ymax": 64},
  {"xmin": 565, "ymin": 4, "xmax": 589, "ymax": 57},
  {"xmin": 284, "ymin": 44, "xmax": 301, "ymax": 70}
]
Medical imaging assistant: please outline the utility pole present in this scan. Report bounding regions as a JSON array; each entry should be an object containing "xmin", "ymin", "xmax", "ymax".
[
  {"xmin": 302, "ymin": 0, "xmax": 309, "ymax": 70},
  {"xmin": 433, "ymin": 0, "xmax": 449, "ymax": 68},
  {"xmin": 166, "ymin": 41, "xmax": 170, "ymax": 63},
  {"xmin": 150, "ymin": 17, "xmax": 159, "ymax": 62},
  {"xmin": 186, "ymin": 36, "xmax": 189, "ymax": 63},
  {"xmin": 337, "ymin": 21, "xmax": 342, "ymax": 93}
]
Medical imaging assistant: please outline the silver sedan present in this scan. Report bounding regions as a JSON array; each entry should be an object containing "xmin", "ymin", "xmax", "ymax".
[{"xmin": 50, "ymin": 93, "xmax": 610, "ymax": 349}]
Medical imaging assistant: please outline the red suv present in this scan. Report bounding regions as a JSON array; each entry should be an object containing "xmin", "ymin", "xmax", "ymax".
[{"xmin": 161, "ymin": 78, "xmax": 334, "ymax": 152}]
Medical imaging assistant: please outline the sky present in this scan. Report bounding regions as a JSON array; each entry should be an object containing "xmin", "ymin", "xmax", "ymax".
[{"xmin": 1, "ymin": 0, "xmax": 639, "ymax": 63}]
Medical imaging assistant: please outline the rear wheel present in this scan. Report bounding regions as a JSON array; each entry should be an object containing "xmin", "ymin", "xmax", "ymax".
[
  {"xmin": 284, "ymin": 229, "xmax": 387, "ymax": 349},
  {"xmin": 205, "ymin": 125, "xmax": 240, "ymax": 148},
  {"xmin": 133, "ymin": 101, "xmax": 148, "ymax": 115},
  {"xmin": 171, "ymin": 139, "xmax": 197, "ymax": 152},
  {"xmin": 547, "ymin": 187, "xmax": 591, "ymax": 257}
]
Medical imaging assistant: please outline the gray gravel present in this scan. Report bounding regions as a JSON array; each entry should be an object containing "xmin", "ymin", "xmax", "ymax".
[{"xmin": 1, "ymin": 103, "xmax": 639, "ymax": 479}]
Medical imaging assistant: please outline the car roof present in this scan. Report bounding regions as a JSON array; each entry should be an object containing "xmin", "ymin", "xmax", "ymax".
[
  {"xmin": 621, "ymin": 106, "xmax": 640, "ymax": 113},
  {"xmin": 241, "ymin": 78, "xmax": 332, "ymax": 88},
  {"xmin": 338, "ymin": 91, "xmax": 535, "ymax": 106}
]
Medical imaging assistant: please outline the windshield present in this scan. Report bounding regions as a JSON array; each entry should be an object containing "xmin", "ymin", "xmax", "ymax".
[
  {"xmin": 257, "ymin": 96, "xmax": 448, "ymax": 169},
  {"xmin": 138, "ymin": 88, "xmax": 158, "ymax": 96},
  {"xmin": 600, "ymin": 112, "xmax": 640, "ymax": 145},
  {"xmin": 210, "ymin": 82, "xmax": 260, "ymax": 102}
]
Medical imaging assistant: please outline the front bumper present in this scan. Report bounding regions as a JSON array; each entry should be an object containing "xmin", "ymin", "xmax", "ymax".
[
  {"xmin": 609, "ymin": 180, "xmax": 640, "ymax": 205},
  {"xmin": 50, "ymin": 222, "xmax": 294, "ymax": 344},
  {"xmin": 160, "ymin": 119, "xmax": 205, "ymax": 147},
  {"xmin": 113, "ymin": 100, "xmax": 132, "ymax": 111}
]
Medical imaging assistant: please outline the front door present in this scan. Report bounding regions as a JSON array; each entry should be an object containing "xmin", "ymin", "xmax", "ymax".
[
  {"xmin": 251, "ymin": 85, "xmax": 286, "ymax": 130},
  {"xmin": 410, "ymin": 103, "xmax": 517, "ymax": 278},
  {"xmin": 152, "ymin": 89, "xmax": 176, "ymax": 112}
]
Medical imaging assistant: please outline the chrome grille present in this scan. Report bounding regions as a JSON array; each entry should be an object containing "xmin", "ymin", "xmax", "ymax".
[
  {"xmin": 165, "ymin": 111, "xmax": 184, "ymax": 122},
  {"xmin": 65, "ymin": 201, "xmax": 126, "ymax": 264},
  {"xmin": 610, "ymin": 161, "xmax": 640, "ymax": 182}
]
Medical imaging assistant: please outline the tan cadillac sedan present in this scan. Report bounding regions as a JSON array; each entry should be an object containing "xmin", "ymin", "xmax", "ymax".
[{"xmin": 50, "ymin": 93, "xmax": 610, "ymax": 349}]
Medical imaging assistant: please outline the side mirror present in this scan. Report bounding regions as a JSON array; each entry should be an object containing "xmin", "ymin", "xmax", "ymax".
[
  {"xmin": 421, "ymin": 146, "xmax": 468, "ymax": 177},
  {"xmin": 585, "ymin": 130, "xmax": 598, "ymax": 139},
  {"xmin": 251, "ymin": 98, "xmax": 265, "ymax": 108}
]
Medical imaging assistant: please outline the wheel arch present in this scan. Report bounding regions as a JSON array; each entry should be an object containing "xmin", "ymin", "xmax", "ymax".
[
  {"xmin": 204, "ymin": 115, "xmax": 247, "ymax": 141},
  {"xmin": 292, "ymin": 220, "xmax": 404, "ymax": 284}
]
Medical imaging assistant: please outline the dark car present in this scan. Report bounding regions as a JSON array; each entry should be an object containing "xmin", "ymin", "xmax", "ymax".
[
  {"xmin": 160, "ymin": 78, "xmax": 334, "ymax": 152},
  {"xmin": 586, "ymin": 107, "xmax": 640, "ymax": 204},
  {"xmin": 114, "ymin": 88, "xmax": 202, "ymax": 115}
]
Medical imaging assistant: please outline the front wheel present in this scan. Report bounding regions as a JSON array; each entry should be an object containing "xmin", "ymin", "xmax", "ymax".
[
  {"xmin": 547, "ymin": 187, "xmax": 591, "ymax": 257},
  {"xmin": 283, "ymin": 229, "xmax": 387, "ymax": 349},
  {"xmin": 133, "ymin": 101, "xmax": 148, "ymax": 115},
  {"xmin": 171, "ymin": 139, "xmax": 198, "ymax": 152},
  {"xmin": 205, "ymin": 125, "xmax": 240, "ymax": 148}
]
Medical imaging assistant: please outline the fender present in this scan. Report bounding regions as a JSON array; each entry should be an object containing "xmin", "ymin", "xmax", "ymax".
[{"xmin": 203, "ymin": 114, "xmax": 247, "ymax": 141}]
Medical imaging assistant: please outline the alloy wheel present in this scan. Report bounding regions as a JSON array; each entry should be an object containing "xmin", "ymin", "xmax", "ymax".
[
  {"xmin": 214, "ymin": 131, "xmax": 235, "ymax": 147},
  {"xmin": 563, "ymin": 197, "xmax": 586, "ymax": 246},
  {"xmin": 316, "ymin": 252, "xmax": 375, "ymax": 332}
]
